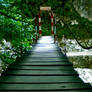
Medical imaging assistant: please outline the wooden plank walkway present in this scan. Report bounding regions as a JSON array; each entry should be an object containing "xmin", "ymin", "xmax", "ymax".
[{"xmin": 0, "ymin": 36, "xmax": 92, "ymax": 92}]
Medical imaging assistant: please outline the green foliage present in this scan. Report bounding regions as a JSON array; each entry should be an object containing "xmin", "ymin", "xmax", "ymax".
[
  {"xmin": 0, "ymin": 15, "xmax": 36, "ymax": 64},
  {"xmin": 55, "ymin": 0, "xmax": 92, "ymax": 40},
  {"xmin": 0, "ymin": 52, "xmax": 15, "ymax": 64},
  {"xmin": 42, "ymin": 27, "xmax": 51, "ymax": 36}
]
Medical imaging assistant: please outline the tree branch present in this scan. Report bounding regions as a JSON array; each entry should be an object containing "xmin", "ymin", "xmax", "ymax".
[
  {"xmin": 0, "ymin": 11, "xmax": 19, "ymax": 21},
  {"xmin": 0, "ymin": 11, "xmax": 36, "ymax": 26}
]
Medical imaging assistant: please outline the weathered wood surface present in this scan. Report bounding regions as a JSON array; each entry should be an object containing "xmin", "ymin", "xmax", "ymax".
[{"xmin": 0, "ymin": 36, "xmax": 92, "ymax": 92}]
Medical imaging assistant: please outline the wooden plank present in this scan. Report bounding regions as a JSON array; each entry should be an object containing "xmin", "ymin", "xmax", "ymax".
[
  {"xmin": 0, "ymin": 83, "xmax": 91, "ymax": 90},
  {"xmin": 31, "ymin": 51, "xmax": 63, "ymax": 53},
  {"xmin": 14, "ymin": 62, "xmax": 72, "ymax": 66},
  {"xmin": 31, "ymin": 51, "xmax": 63, "ymax": 54},
  {"xmin": 15, "ymin": 59, "xmax": 68, "ymax": 63},
  {"xmin": 9, "ymin": 66, "xmax": 74, "ymax": 70},
  {"xmin": 15, "ymin": 62, "xmax": 72, "ymax": 65},
  {"xmin": 27, "ymin": 55, "xmax": 65, "ymax": 57},
  {"xmin": 26, "ymin": 57, "xmax": 66, "ymax": 59},
  {"xmin": 32, "ymin": 50, "xmax": 62, "ymax": 52},
  {"xmin": 14, "ymin": 55, "xmax": 68, "ymax": 61},
  {"xmin": 17, "ymin": 60, "xmax": 68, "ymax": 63},
  {"xmin": 0, "ymin": 76, "xmax": 83, "ymax": 83},
  {"xmin": 15, "ymin": 58, "xmax": 68, "ymax": 62},
  {"xmin": 40, "ymin": 6, "xmax": 51, "ymax": 11},
  {"xmin": 8, "ymin": 66, "xmax": 75, "ymax": 71},
  {"xmin": 36, "ymin": 44, "xmax": 55, "ymax": 46},
  {"xmin": 30, "ymin": 54, "xmax": 63, "ymax": 57},
  {"xmin": 30, "ymin": 55, "xmax": 63, "ymax": 57},
  {"xmin": 28, "ymin": 53, "xmax": 62, "ymax": 55},
  {"xmin": 3, "ymin": 70, "xmax": 78, "ymax": 76},
  {"xmin": 1, "ymin": 90, "xmax": 92, "ymax": 92}
]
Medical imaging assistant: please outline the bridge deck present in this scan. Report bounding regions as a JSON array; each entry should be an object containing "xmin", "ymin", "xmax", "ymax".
[{"xmin": 0, "ymin": 36, "xmax": 92, "ymax": 92}]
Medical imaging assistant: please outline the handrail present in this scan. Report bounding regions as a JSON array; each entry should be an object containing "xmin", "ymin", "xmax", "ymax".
[{"xmin": 62, "ymin": 19, "xmax": 92, "ymax": 50}]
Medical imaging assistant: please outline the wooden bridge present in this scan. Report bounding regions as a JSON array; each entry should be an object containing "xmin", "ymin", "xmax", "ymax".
[{"xmin": 0, "ymin": 36, "xmax": 92, "ymax": 92}]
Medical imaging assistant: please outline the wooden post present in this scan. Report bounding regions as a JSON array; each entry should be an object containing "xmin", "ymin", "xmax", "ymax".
[
  {"xmin": 51, "ymin": 12, "xmax": 54, "ymax": 35},
  {"xmin": 54, "ymin": 17, "xmax": 57, "ymax": 43},
  {"xmin": 54, "ymin": 17, "xmax": 56, "ymax": 35},
  {"xmin": 38, "ymin": 12, "xmax": 42, "ymax": 36}
]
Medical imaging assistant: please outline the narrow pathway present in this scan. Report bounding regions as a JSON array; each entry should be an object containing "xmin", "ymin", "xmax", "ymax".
[{"xmin": 0, "ymin": 36, "xmax": 92, "ymax": 92}]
